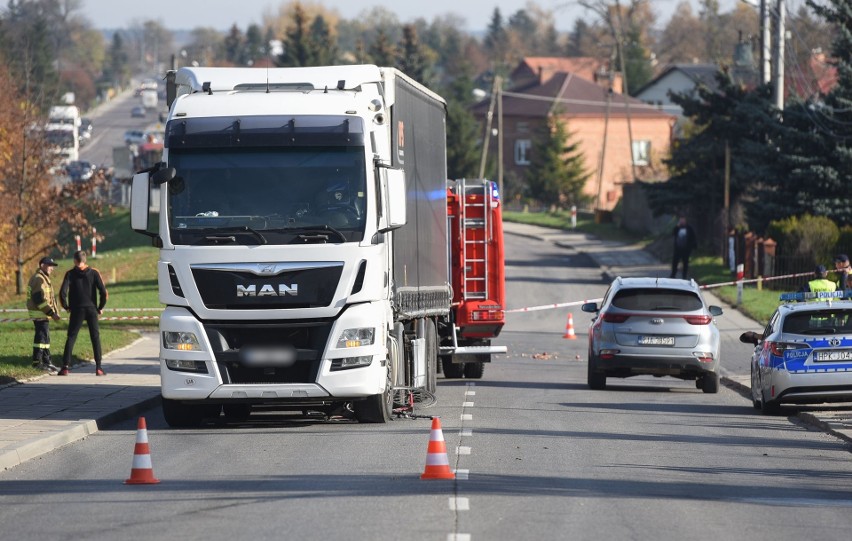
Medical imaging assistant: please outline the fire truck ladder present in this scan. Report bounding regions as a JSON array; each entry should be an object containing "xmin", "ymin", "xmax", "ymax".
[{"xmin": 459, "ymin": 178, "xmax": 490, "ymax": 301}]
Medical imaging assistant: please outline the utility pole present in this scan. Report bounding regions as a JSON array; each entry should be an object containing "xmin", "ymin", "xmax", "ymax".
[
  {"xmin": 760, "ymin": 0, "xmax": 771, "ymax": 84},
  {"xmin": 497, "ymin": 81, "xmax": 503, "ymax": 198},
  {"xmin": 478, "ymin": 75, "xmax": 501, "ymax": 180},
  {"xmin": 772, "ymin": 0, "xmax": 786, "ymax": 109}
]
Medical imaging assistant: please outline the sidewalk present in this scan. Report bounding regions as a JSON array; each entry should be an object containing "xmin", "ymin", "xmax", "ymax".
[
  {"xmin": 2, "ymin": 224, "xmax": 850, "ymax": 473},
  {"xmin": 0, "ymin": 333, "xmax": 160, "ymax": 471}
]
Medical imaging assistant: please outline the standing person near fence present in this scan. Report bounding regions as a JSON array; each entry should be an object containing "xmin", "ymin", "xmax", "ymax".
[
  {"xmin": 669, "ymin": 216, "xmax": 697, "ymax": 279},
  {"xmin": 26, "ymin": 257, "xmax": 61, "ymax": 372},
  {"xmin": 801, "ymin": 265, "xmax": 838, "ymax": 295},
  {"xmin": 834, "ymin": 254, "xmax": 851, "ymax": 292},
  {"xmin": 58, "ymin": 250, "xmax": 108, "ymax": 376}
]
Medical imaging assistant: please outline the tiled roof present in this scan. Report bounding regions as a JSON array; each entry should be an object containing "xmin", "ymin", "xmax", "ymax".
[
  {"xmin": 475, "ymin": 72, "xmax": 673, "ymax": 120},
  {"xmin": 512, "ymin": 56, "xmax": 606, "ymax": 85}
]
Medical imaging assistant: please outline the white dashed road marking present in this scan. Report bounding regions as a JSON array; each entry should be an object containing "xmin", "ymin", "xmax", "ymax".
[{"xmin": 449, "ymin": 497, "xmax": 470, "ymax": 511}]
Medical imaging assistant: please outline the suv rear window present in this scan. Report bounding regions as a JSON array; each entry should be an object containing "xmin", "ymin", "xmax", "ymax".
[
  {"xmin": 611, "ymin": 288, "xmax": 704, "ymax": 311},
  {"xmin": 782, "ymin": 310, "xmax": 852, "ymax": 334}
]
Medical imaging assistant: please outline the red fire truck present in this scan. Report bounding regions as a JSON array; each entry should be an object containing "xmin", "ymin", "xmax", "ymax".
[{"xmin": 439, "ymin": 178, "xmax": 507, "ymax": 379}]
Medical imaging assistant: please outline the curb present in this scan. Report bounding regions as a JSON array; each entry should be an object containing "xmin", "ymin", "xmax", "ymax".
[{"xmin": 0, "ymin": 394, "xmax": 162, "ymax": 471}]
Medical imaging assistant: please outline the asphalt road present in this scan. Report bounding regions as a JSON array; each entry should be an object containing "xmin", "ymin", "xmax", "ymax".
[{"xmin": 2, "ymin": 230, "xmax": 851, "ymax": 540}]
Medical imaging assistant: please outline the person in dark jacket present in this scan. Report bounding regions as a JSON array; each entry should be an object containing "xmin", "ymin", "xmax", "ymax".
[
  {"xmin": 669, "ymin": 216, "xmax": 697, "ymax": 279},
  {"xmin": 58, "ymin": 250, "xmax": 108, "ymax": 376}
]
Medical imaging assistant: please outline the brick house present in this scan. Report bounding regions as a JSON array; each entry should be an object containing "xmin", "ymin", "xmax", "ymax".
[{"xmin": 474, "ymin": 57, "xmax": 675, "ymax": 210}]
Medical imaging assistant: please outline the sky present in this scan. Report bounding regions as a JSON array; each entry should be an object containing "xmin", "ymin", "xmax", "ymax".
[{"xmin": 81, "ymin": 0, "xmax": 749, "ymax": 32}]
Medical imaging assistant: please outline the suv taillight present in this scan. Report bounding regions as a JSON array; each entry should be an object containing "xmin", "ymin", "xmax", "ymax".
[
  {"xmin": 685, "ymin": 315, "xmax": 712, "ymax": 325},
  {"xmin": 601, "ymin": 313, "xmax": 630, "ymax": 323}
]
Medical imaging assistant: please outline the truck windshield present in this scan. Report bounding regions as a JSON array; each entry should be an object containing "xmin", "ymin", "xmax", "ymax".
[{"xmin": 166, "ymin": 146, "xmax": 368, "ymax": 245}]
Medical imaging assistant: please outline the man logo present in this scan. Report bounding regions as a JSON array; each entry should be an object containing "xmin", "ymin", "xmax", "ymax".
[{"xmin": 236, "ymin": 284, "xmax": 299, "ymax": 297}]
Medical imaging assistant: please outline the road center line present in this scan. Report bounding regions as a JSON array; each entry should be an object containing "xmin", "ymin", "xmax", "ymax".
[{"xmin": 449, "ymin": 497, "xmax": 470, "ymax": 511}]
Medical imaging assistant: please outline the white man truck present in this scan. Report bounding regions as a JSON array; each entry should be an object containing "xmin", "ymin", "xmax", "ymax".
[
  {"xmin": 131, "ymin": 65, "xmax": 503, "ymax": 427},
  {"xmin": 46, "ymin": 104, "xmax": 81, "ymax": 166}
]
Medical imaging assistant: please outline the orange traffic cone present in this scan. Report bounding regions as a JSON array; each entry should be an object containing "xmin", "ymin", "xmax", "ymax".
[
  {"xmin": 124, "ymin": 417, "xmax": 160, "ymax": 485},
  {"xmin": 563, "ymin": 313, "xmax": 577, "ymax": 340},
  {"xmin": 420, "ymin": 417, "xmax": 455, "ymax": 480}
]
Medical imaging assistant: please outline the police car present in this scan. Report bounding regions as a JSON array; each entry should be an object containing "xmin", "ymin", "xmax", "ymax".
[{"xmin": 740, "ymin": 291, "xmax": 852, "ymax": 414}]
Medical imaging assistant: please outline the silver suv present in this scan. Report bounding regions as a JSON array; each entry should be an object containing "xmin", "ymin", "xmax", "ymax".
[{"xmin": 581, "ymin": 277, "xmax": 723, "ymax": 393}]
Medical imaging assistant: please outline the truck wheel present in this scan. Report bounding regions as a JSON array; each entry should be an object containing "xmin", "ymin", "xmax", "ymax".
[
  {"xmin": 587, "ymin": 355, "xmax": 606, "ymax": 390},
  {"xmin": 463, "ymin": 360, "xmax": 485, "ymax": 379},
  {"xmin": 353, "ymin": 356, "xmax": 394, "ymax": 423},
  {"xmin": 442, "ymin": 357, "xmax": 465, "ymax": 378},
  {"xmin": 162, "ymin": 396, "xmax": 206, "ymax": 428},
  {"xmin": 353, "ymin": 389, "xmax": 392, "ymax": 423},
  {"xmin": 701, "ymin": 372, "xmax": 720, "ymax": 394}
]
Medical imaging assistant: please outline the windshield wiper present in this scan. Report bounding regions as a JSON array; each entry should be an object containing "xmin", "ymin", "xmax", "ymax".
[
  {"xmin": 266, "ymin": 224, "xmax": 346, "ymax": 244},
  {"xmin": 202, "ymin": 226, "xmax": 268, "ymax": 245}
]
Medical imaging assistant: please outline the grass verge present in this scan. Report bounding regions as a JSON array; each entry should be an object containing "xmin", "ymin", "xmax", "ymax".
[{"xmin": 0, "ymin": 208, "xmax": 161, "ymax": 384}]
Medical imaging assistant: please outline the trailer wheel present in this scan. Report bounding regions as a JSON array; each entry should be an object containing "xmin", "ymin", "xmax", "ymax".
[
  {"xmin": 442, "ymin": 357, "xmax": 464, "ymax": 378},
  {"xmin": 162, "ymin": 396, "xmax": 208, "ymax": 428},
  {"xmin": 463, "ymin": 358, "xmax": 485, "ymax": 379}
]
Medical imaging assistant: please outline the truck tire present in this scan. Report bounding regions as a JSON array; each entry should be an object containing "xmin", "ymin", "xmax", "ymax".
[
  {"xmin": 442, "ymin": 357, "xmax": 465, "ymax": 378},
  {"xmin": 162, "ymin": 396, "xmax": 207, "ymax": 428},
  {"xmin": 353, "ymin": 388, "xmax": 392, "ymax": 423},
  {"xmin": 353, "ymin": 347, "xmax": 395, "ymax": 423},
  {"xmin": 463, "ymin": 359, "xmax": 485, "ymax": 379}
]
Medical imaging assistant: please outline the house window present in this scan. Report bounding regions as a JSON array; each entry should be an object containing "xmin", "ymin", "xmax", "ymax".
[
  {"xmin": 516, "ymin": 122, "xmax": 529, "ymax": 133},
  {"xmin": 632, "ymin": 140, "xmax": 651, "ymax": 166},
  {"xmin": 515, "ymin": 139, "xmax": 532, "ymax": 165}
]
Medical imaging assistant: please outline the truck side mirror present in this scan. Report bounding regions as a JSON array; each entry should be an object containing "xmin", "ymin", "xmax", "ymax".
[
  {"xmin": 130, "ymin": 171, "xmax": 154, "ymax": 236},
  {"xmin": 379, "ymin": 168, "xmax": 406, "ymax": 232}
]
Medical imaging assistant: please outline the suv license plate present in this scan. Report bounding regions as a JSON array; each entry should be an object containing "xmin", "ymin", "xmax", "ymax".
[{"xmin": 638, "ymin": 336, "xmax": 675, "ymax": 346}]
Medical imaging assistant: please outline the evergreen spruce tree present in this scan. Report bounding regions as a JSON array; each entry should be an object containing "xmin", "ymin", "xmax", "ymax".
[
  {"xmin": 368, "ymin": 29, "xmax": 397, "ymax": 66},
  {"xmin": 308, "ymin": 15, "xmax": 338, "ymax": 66},
  {"xmin": 244, "ymin": 24, "xmax": 265, "ymax": 65},
  {"xmin": 278, "ymin": 3, "xmax": 313, "ymax": 67},
  {"xmin": 398, "ymin": 25, "xmax": 428, "ymax": 82},
  {"xmin": 444, "ymin": 67, "xmax": 480, "ymax": 179},
  {"xmin": 224, "ymin": 24, "xmax": 244, "ymax": 66},
  {"xmin": 526, "ymin": 114, "xmax": 591, "ymax": 208}
]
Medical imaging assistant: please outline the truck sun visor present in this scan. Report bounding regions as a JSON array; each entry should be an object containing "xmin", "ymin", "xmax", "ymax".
[{"xmin": 165, "ymin": 115, "xmax": 365, "ymax": 149}]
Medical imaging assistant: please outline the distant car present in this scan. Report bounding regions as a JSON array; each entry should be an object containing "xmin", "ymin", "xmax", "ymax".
[
  {"xmin": 741, "ymin": 291, "xmax": 852, "ymax": 414},
  {"xmin": 581, "ymin": 277, "xmax": 724, "ymax": 393},
  {"xmin": 65, "ymin": 160, "xmax": 97, "ymax": 182},
  {"xmin": 124, "ymin": 129, "xmax": 146, "ymax": 146},
  {"xmin": 131, "ymin": 106, "xmax": 146, "ymax": 118}
]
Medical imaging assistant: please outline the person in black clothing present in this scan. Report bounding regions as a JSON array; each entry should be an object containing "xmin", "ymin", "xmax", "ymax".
[
  {"xmin": 58, "ymin": 250, "xmax": 108, "ymax": 376},
  {"xmin": 670, "ymin": 216, "xmax": 697, "ymax": 279}
]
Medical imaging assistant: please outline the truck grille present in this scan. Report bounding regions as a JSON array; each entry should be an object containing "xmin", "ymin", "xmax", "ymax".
[{"xmin": 203, "ymin": 320, "xmax": 332, "ymax": 384}]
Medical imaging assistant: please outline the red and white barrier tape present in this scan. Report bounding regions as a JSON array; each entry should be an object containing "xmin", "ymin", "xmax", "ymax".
[
  {"xmin": 506, "ymin": 269, "xmax": 835, "ymax": 314},
  {"xmin": 0, "ymin": 307, "xmax": 163, "ymax": 313},
  {"xmin": 0, "ymin": 315, "xmax": 160, "ymax": 323}
]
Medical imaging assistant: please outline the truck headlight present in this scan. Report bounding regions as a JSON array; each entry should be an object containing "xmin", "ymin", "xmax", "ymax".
[
  {"xmin": 336, "ymin": 328, "xmax": 375, "ymax": 348},
  {"xmin": 163, "ymin": 331, "xmax": 202, "ymax": 351}
]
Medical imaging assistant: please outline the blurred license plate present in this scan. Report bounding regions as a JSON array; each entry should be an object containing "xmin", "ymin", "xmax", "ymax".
[
  {"xmin": 638, "ymin": 336, "xmax": 675, "ymax": 346},
  {"xmin": 240, "ymin": 345, "xmax": 295, "ymax": 367},
  {"xmin": 814, "ymin": 350, "xmax": 852, "ymax": 362}
]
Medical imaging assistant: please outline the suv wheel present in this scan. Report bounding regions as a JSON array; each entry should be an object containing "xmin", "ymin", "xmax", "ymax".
[
  {"xmin": 587, "ymin": 354, "xmax": 606, "ymax": 390},
  {"xmin": 701, "ymin": 372, "xmax": 720, "ymax": 394}
]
